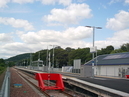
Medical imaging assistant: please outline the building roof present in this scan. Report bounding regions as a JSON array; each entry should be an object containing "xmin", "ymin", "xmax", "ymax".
[{"xmin": 85, "ymin": 52, "xmax": 129, "ymax": 66}]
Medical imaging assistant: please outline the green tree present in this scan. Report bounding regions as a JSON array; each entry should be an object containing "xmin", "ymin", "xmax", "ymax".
[
  {"xmin": 55, "ymin": 48, "xmax": 68, "ymax": 67},
  {"xmin": 0, "ymin": 58, "xmax": 7, "ymax": 74},
  {"xmin": 68, "ymin": 48, "xmax": 91, "ymax": 65},
  {"xmin": 0, "ymin": 59, "xmax": 6, "ymax": 67},
  {"xmin": 120, "ymin": 43, "xmax": 129, "ymax": 52},
  {"xmin": 111, "ymin": 49, "xmax": 123, "ymax": 54},
  {"xmin": 8, "ymin": 61, "xmax": 15, "ymax": 67},
  {"xmin": 65, "ymin": 47, "xmax": 75, "ymax": 52},
  {"xmin": 99, "ymin": 45, "xmax": 114, "ymax": 55},
  {"xmin": 106, "ymin": 45, "xmax": 114, "ymax": 54},
  {"xmin": 0, "ymin": 59, "xmax": 4, "ymax": 64},
  {"xmin": 100, "ymin": 48, "xmax": 107, "ymax": 55}
]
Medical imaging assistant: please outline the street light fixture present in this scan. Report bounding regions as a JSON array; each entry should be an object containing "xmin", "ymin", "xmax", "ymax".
[
  {"xmin": 85, "ymin": 26, "xmax": 102, "ymax": 77},
  {"xmin": 50, "ymin": 45, "xmax": 58, "ymax": 68}
]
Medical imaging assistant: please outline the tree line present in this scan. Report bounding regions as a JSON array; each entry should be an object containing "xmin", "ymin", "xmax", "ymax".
[
  {"xmin": 5, "ymin": 43, "xmax": 129, "ymax": 68},
  {"xmin": 29, "ymin": 43, "xmax": 129, "ymax": 68}
]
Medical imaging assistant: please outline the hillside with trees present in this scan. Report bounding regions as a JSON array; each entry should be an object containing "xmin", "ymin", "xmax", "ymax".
[
  {"xmin": 5, "ymin": 43, "xmax": 129, "ymax": 68},
  {"xmin": 6, "ymin": 53, "xmax": 30, "ymax": 62}
]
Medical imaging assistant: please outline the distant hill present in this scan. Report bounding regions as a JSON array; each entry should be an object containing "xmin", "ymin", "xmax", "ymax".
[{"xmin": 5, "ymin": 53, "xmax": 30, "ymax": 62}]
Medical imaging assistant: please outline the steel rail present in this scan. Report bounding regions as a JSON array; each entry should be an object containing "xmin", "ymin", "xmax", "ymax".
[
  {"xmin": 17, "ymin": 70, "xmax": 50, "ymax": 97},
  {"xmin": 16, "ymin": 69, "xmax": 74, "ymax": 97}
]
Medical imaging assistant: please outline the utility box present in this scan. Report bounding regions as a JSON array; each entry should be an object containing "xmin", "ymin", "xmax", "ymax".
[{"xmin": 81, "ymin": 65, "xmax": 93, "ymax": 77}]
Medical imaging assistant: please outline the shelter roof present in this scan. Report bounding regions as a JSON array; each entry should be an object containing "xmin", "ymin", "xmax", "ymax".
[{"xmin": 85, "ymin": 52, "xmax": 129, "ymax": 66}]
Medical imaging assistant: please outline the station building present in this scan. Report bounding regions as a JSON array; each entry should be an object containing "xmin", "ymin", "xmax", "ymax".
[{"xmin": 85, "ymin": 52, "xmax": 129, "ymax": 77}]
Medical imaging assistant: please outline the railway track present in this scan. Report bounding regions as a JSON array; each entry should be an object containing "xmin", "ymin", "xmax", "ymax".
[{"xmin": 16, "ymin": 69, "xmax": 75, "ymax": 97}]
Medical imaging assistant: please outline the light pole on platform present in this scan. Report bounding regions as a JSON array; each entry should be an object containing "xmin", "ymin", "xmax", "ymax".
[{"xmin": 85, "ymin": 26, "xmax": 102, "ymax": 77}]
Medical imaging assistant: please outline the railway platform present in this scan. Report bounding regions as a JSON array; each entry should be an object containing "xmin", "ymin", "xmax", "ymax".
[{"xmin": 16, "ymin": 67, "xmax": 129, "ymax": 97}]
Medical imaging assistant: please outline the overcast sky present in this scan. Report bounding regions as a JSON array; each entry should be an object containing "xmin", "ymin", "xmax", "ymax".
[{"xmin": 0, "ymin": 0, "xmax": 129, "ymax": 59}]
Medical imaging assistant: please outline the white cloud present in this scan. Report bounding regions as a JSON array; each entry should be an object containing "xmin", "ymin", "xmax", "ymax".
[
  {"xmin": 19, "ymin": 27, "xmax": 129, "ymax": 51},
  {"xmin": 106, "ymin": 10, "xmax": 129, "ymax": 31},
  {"xmin": 0, "ymin": 0, "xmax": 72, "ymax": 6},
  {"xmin": 0, "ymin": 33, "xmax": 13, "ymax": 42},
  {"xmin": 95, "ymin": 29, "xmax": 129, "ymax": 49},
  {"xmin": 125, "ymin": 0, "xmax": 129, "ymax": 4},
  {"xmin": 0, "ymin": 0, "xmax": 34, "ymax": 7},
  {"xmin": 0, "ymin": 17, "xmax": 34, "ymax": 31},
  {"xmin": 11, "ymin": 26, "xmax": 92, "ymax": 55},
  {"xmin": 58, "ymin": 0, "xmax": 72, "ymax": 6},
  {"xmin": 20, "ymin": 26, "xmax": 92, "ymax": 44},
  {"xmin": 15, "ymin": 30, "xmax": 26, "ymax": 37},
  {"xmin": 43, "ymin": 3, "xmax": 92, "ymax": 25},
  {"xmin": 95, "ymin": 40, "xmax": 121, "ymax": 49},
  {"xmin": 109, "ymin": 0, "xmax": 122, "ymax": 5},
  {"xmin": 77, "ymin": 0, "xmax": 86, "ymax": 3},
  {"xmin": 20, "ymin": 30, "xmax": 60, "ymax": 44},
  {"xmin": 107, "ymin": 29, "xmax": 129, "ymax": 41},
  {"xmin": 39, "ymin": 0, "xmax": 72, "ymax": 6},
  {"xmin": 0, "ymin": 42, "xmax": 31, "ymax": 58},
  {"xmin": 0, "ymin": 41, "xmax": 48, "ymax": 59},
  {"xmin": 12, "ymin": 0, "xmax": 34, "ymax": 4},
  {"xmin": 2, "ymin": 42, "xmax": 27, "ymax": 51},
  {"xmin": 12, "ymin": 26, "xmax": 129, "ymax": 53},
  {"xmin": 1, "ymin": 27, "xmax": 129, "ymax": 59},
  {"xmin": 38, "ymin": 0, "xmax": 56, "ymax": 5},
  {"xmin": 0, "ymin": 0, "xmax": 10, "ymax": 8},
  {"xmin": 63, "ymin": 26, "xmax": 92, "ymax": 40}
]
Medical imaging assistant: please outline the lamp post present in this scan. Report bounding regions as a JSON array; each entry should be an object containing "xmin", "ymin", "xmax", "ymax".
[
  {"xmin": 46, "ymin": 46, "xmax": 49, "ymax": 68},
  {"xmin": 24, "ymin": 60, "xmax": 25, "ymax": 68},
  {"xmin": 30, "ymin": 53, "xmax": 33, "ymax": 69},
  {"xmin": 38, "ymin": 51, "xmax": 40, "ymax": 61},
  {"xmin": 46, "ymin": 45, "xmax": 52, "ymax": 73},
  {"xmin": 85, "ymin": 26, "xmax": 102, "ymax": 77},
  {"xmin": 50, "ymin": 45, "xmax": 58, "ymax": 68}
]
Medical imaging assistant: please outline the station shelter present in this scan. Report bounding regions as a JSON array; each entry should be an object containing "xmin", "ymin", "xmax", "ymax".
[
  {"xmin": 31, "ymin": 59, "xmax": 44, "ymax": 70},
  {"xmin": 84, "ymin": 52, "xmax": 129, "ymax": 78}
]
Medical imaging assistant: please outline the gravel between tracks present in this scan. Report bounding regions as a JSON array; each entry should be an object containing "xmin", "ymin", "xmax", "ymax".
[{"xmin": 10, "ymin": 68, "xmax": 40, "ymax": 97}]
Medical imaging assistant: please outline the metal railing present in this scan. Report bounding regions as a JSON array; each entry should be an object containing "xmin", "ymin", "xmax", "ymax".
[{"xmin": 0, "ymin": 67, "xmax": 10, "ymax": 97}]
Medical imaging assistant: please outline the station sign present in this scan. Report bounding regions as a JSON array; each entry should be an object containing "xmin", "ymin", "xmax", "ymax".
[{"xmin": 90, "ymin": 46, "xmax": 97, "ymax": 53}]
